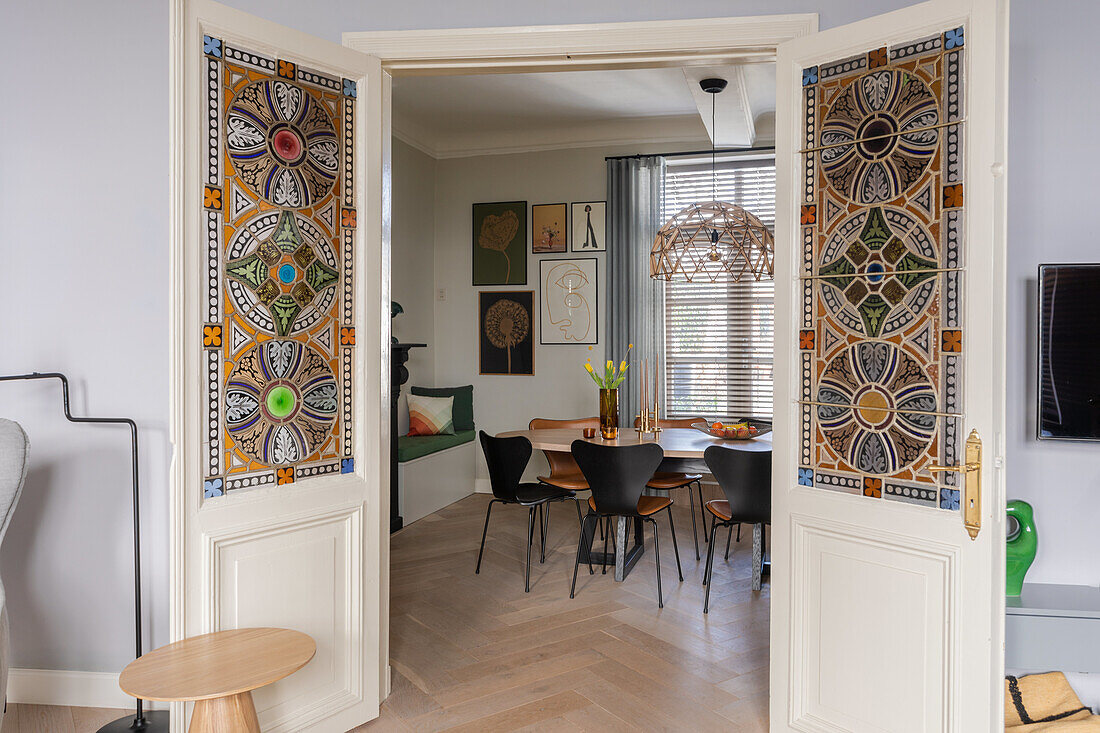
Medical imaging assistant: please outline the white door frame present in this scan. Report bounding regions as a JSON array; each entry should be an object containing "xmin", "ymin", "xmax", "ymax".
[{"xmin": 169, "ymin": 12, "xmax": 817, "ymax": 725}]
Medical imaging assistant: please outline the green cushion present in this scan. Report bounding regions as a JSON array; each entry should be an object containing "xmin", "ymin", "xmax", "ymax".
[
  {"xmin": 397, "ymin": 430, "xmax": 476, "ymax": 463},
  {"xmin": 410, "ymin": 385, "xmax": 474, "ymax": 431}
]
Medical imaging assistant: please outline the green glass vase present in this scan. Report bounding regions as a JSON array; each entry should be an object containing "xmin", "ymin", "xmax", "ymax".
[{"xmin": 1006, "ymin": 500, "xmax": 1037, "ymax": 597}]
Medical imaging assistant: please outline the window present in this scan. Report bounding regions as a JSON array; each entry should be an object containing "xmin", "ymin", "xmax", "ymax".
[{"xmin": 663, "ymin": 154, "xmax": 776, "ymax": 420}]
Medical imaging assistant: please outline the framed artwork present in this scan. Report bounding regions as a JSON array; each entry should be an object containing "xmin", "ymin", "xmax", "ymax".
[
  {"xmin": 571, "ymin": 201, "xmax": 606, "ymax": 252},
  {"xmin": 473, "ymin": 201, "xmax": 527, "ymax": 285},
  {"xmin": 540, "ymin": 258, "xmax": 597, "ymax": 345},
  {"xmin": 202, "ymin": 34, "xmax": 356, "ymax": 496},
  {"xmin": 532, "ymin": 203, "xmax": 568, "ymax": 253},
  {"xmin": 479, "ymin": 291, "xmax": 534, "ymax": 375}
]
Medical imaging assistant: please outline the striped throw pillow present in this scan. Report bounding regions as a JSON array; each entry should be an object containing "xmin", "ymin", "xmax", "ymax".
[{"xmin": 407, "ymin": 393, "xmax": 455, "ymax": 436}]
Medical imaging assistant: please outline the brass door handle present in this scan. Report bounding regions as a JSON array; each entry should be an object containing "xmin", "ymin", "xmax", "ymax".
[{"xmin": 927, "ymin": 429, "xmax": 983, "ymax": 541}]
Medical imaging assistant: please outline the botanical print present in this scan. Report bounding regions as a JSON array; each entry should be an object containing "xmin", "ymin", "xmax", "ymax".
[
  {"xmin": 571, "ymin": 201, "xmax": 606, "ymax": 252},
  {"xmin": 479, "ymin": 291, "xmax": 534, "ymax": 375},
  {"xmin": 540, "ymin": 258, "xmax": 597, "ymax": 345},
  {"xmin": 202, "ymin": 35, "xmax": 357, "ymax": 498},
  {"xmin": 532, "ymin": 203, "xmax": 567, "ymax": 253},
  {"xmin": 797, "ymin": 27, "xmax": 966, "ymax": 511},
  {"xmin": 473, "ymin": 201, "xmax": 527, "ymax": 285}
]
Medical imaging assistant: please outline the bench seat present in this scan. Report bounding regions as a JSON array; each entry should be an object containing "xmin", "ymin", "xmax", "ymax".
[{"xmin": 397, "ymin": 429, "xmax": 476, "ymax": 463}]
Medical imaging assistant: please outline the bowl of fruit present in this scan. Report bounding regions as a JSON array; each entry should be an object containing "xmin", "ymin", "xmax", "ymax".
[{"xmin": 691, "ymin": 419, "xmax": 772, "ymax": 441}]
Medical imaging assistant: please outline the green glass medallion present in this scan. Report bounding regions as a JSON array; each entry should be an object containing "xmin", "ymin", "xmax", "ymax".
[{"xmin": 266, "ymin": 385, "xmax": 297, "ymax": 419}]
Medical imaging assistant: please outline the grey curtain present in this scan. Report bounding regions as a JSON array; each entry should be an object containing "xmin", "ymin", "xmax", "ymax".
[{"xmin": 607, "ymin": 156, "xmax": 666, "ymax": 428}]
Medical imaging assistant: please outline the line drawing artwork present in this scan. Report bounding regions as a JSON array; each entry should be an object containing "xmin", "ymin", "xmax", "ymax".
[
  {"xmin": 571, "ymin": 201, "xmax": 606, "ymax": 252},
  {"xmin": 540, "ymin": 258, "xmax": 597, "ymax": 344}
]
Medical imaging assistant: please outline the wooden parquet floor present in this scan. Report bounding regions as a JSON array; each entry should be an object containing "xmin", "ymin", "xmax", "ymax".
[
  {"xmin": 356, "ymin": 491, "xmax": 770, "ymax": 732},
  {"xmin": 1, "ymin": 705, "xmax": 128, "ymax": 732}
]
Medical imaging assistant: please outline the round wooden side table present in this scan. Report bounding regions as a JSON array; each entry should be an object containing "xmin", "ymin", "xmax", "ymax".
[{"xmin": 119, "ymin": 627, "xmax": 316, "ymax": 732}]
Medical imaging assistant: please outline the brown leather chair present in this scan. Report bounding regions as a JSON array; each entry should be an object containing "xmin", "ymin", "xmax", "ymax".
[
  {"xmin": 529, "ymin": 417, "xmax": 598, "ymax": 491},
  {"xmin": 529, "ymin": 417, "xmax": 600, "ymax": 539},
  {"xmin": 633, "ymin": 416, "xmax": 707, "ymax": 560}
]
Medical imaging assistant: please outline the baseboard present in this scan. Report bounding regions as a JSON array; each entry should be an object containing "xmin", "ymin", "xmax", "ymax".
[
  {"xmin": 474, "ymin": 478, "xmax": 492, "ymax": 494},
  {"xmin": 7, "ymin": 668, "xmax": 167, "ymax": 710}
]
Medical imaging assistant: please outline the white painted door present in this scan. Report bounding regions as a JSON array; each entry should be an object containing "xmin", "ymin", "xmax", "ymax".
[
  {"xmin": 772, "ymin": 0, "xmax": 1008, "ymax": 730},
  {"xmin": 171, "ymin": 1, "xmax": 389, "ymax": 731}
]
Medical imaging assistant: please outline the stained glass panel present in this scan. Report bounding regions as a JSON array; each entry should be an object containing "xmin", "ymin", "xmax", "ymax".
[
  {"xmin": 202, "ymin": 37, "xmax": 356, "ymax": 498},
  {"xmin": 798, "ymin": 28, "xmax": 965, "ymax": 510}
]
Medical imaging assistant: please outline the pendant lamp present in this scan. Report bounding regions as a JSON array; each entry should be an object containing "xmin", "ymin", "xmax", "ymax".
[{"xmin": 650, "ymin": 78, "xmax": 775, "ymax": 283}]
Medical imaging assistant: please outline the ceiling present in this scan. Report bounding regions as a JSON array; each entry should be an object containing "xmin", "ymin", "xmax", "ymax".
[{"xmin": 392, "ymin": 63, "xmax": 776, "ymax": 159}]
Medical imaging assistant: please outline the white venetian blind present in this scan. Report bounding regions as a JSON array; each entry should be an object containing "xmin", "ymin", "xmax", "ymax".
[{"xmin": 662, "ymin": 155, "xmax": 776, "ymax": 420}]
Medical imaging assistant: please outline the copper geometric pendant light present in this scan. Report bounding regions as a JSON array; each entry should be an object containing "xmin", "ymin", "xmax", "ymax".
[{"xmin": 650, "ymin": 78, "xmax": 775, "ymax": 283}]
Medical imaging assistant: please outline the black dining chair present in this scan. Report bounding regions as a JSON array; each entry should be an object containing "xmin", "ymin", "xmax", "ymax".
[
  {"xmin": 476, "ymin": 431, "xmax": 583, "ymax": 592},
  {"xmin": 569, "ymin": 440, "xmax": 683, "ymax": 608},
  {"xmin": 702, "ymin": 445, "xmax": 771, "ymax": 613}
]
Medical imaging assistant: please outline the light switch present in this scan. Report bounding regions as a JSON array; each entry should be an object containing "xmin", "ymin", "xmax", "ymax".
[{"xmin": 437, "ymin": 288, "xmax": 446, "ymax": 301}]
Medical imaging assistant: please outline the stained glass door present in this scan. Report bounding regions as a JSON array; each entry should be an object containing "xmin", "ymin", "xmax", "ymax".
[
  {"xmin": 771, "ymin": 0, "xmax": 1007, "ymax": 729},
  {"xmin": 172, "ymin": 1, "xmax": 387, "ymax": 730}
]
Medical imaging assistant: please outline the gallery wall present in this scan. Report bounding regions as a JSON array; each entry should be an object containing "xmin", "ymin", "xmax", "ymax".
[
  {"xmin": 429, "ymin": 144, "xmax": 689, "ymax": 482},
  {"xmin": 3, "ymin": 0, "xmax": 1099, "ymax": 689}
]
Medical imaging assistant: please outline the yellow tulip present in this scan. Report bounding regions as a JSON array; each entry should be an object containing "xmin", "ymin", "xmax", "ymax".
[
  {"xmin": 619, "ymin": 361, "xmax": 627, "ymax": 372},
  {"xmin": 607, "ymin": 360, "xmax": 613, "ymax": 370},
  {"xmin": 584, "ymin": 363, "xmax": 594, "ymax": 373}
]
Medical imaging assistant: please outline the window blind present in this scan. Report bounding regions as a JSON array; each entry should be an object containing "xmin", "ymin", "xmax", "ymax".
[{"xmin": 662, "ymin": 156, "xmax": 776, "ymax": 420}]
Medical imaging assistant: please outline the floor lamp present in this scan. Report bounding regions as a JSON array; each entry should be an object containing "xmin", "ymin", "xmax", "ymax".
[{"xmin": 0, "ymin": 373, "xmax": 168, "ymax": 732}]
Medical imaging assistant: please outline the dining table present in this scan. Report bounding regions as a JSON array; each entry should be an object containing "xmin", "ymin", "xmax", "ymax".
[{"xmin": 496, "ymin": 427, "xmax": 772, "ymax": 584}]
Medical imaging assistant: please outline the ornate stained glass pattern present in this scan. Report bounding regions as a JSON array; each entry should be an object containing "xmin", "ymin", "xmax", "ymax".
[
  {"xmin": 203, "ymin": 38, "xmax": 356, "ymax": 497},
  {"xmin": 799, "ymin": 29, "xmax": 965, "ymax": 511}
]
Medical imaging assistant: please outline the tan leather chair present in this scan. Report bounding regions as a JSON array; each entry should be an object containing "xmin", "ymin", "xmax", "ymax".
[
  {"xmin": 633, "ymin": 416, "xmax": 707, "ymax": 560},
  {"xmin": 528, "ymin": 416, "xmax": 598, "ymax": 491}
]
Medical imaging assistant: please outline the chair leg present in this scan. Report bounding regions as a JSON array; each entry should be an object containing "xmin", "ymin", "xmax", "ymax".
[
  {"xmin": 686, "ymin": 483, "xmax": 700, "ymax": 561},
  {"xmin": 525, "ymin": 507, "xmax": 536, "ymax": 593},
  {"xmin": 736, "ymin": 522, "xmax": 742, "ymax": 542},
  {"xmin": 697, "ymin": 482, "xmax": 709, "ymax": 544},
  {"xmin": 704, "ymin": 520, "xmax": 720, "ymax": 614},
  {"xmin": 475, "ymin": 499, "xmax": 497, "ymax": 574},
  {"xmin": 725, "ymin": 523, "xmax": 734, "ymax": 560},
  {"xmin": 699, "ymin": 512, "xmax": 717, "ymax": 589},
  {"xmin": 666, "ymin": 506, "xmax": 683, "ymax": 582},
  {"xmin": 573, "ymin": 496, "xmax": 584, "ymax": 527},
  {"xmin": 538, "ymin": 503, "xmax": 546, "ymax": 564},
  {"xmin": 570, "ymin": 513, "xmax": 593, "ymax": 599},
  {"xmin": 649, "ymin": 518, "xmax": 664, "ymax": 608}
]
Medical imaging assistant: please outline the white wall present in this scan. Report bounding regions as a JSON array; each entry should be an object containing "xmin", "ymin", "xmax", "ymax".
[
  {"xmin": 4, "ymin": 0, "xmax": 1099, "ymax": 692},
  {"xmin": 431, "ymin": 145, "xmax": 671, "ymax": 480},
  {"xmin": 391, "ymin": 139, "xmax": 437, "ymax": 434}
]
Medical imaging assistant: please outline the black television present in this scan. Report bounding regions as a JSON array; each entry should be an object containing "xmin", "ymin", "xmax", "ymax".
[{"xmin": 1038, "ymin": 264, "xmax": 1100, "ymax": 440}]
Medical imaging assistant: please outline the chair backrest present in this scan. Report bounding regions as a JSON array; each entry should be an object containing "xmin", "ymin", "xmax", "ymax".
[
  {"xmin": 704, "ymin": 445, "xmax": 771, "ymax": 524},
  {"xmin": 571, "ymin": 440, "xmax": 663, "ymax": 517},
  {"xmin": 529, "ymin": 417, "xmax": 599, "ymax": 477},
  {"xmin": 0, "ymin": 419, "xmax": 29, "ymax": 546},
  {"xmin": 632, "ymin": 416, "xmax": 703, "ymax": 429},
  {"xmin": 479, "ymin": 430, "xmax": 531, "ymax": 502}
]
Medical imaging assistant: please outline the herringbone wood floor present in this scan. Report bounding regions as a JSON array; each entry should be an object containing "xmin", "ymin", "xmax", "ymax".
[
  {"xmin": 356, "ymin": 491, "xmax": 770, "ymax": 732},
  {"xmin": 8, "ymin": 491, "xmax": 769, "ymax": 732}
]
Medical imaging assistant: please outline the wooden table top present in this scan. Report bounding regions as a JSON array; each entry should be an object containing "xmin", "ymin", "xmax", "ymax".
[
  {"xmin": 119, "ymin": 627, "xmax": 315, "ymax": 702},
  {"xmin": 496, "ymin": 427, "xmax": 772, "ymax": 458}
]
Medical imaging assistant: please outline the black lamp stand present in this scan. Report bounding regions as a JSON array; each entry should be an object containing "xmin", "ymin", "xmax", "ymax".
[{"xmin": 0, "ymin": 373, "xmax": 168, "ymax": 732}]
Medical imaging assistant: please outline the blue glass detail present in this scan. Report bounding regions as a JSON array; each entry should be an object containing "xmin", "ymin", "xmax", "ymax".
[
  {"xmin": 203, "ymin": 36, "xmax": 222, "ymax": 58},
  {"xmin": 798, "ymin": 468, "xmax": 814, "ymax": 487},
  {"xmin": 866, "ymin": 262, "xmax": 885, "ymax": 282},
  {"xmin": 278, "ymin": 264, "xmax": 296, "ymax": 284},
  {"xmin": 802, "ymin": 66, "xmax": 819, "ymax": 86},
  {"xmin": 944, "ymin": 27, "xmax": 964, "ymax": 49},
  {"xmin": 939, "ymin": 488, "xmax": 960, "ymax": 510},
  {"xmin": 204, "ymin": 478, "xmax": 224, "ymax": 498},
  {"xmin": 343, "ymin": 78, "xmax": 358, "ymax": 98},
  {"xmin": 341, "ymin": 458, "xmax": 355, "ymax": 474}
]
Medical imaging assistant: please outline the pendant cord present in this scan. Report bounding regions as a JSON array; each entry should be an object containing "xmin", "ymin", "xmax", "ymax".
[{"xmin": 711, "ymin": 92, "xmax": 716, "ymax": 202}]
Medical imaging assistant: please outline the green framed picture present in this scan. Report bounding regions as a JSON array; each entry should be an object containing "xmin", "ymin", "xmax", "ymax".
[{"xmin": 473, "ymin": 201, "xmax": 527, "ymax": 285}]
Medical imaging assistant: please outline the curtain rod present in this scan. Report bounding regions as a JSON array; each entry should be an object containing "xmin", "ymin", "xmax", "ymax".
[{"xmin": 605, "ymin": 145, "xmax": 775, "ymax": 161}]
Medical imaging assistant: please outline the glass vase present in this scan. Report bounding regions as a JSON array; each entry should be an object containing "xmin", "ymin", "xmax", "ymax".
[{"xmin": 599, "ymin": 388, "xmax": 619, "ymax": 439}]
